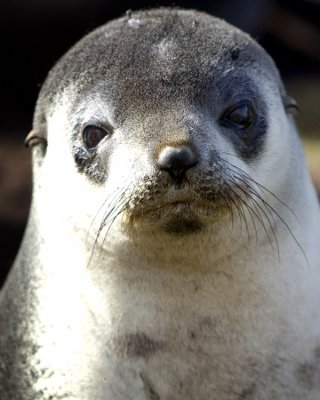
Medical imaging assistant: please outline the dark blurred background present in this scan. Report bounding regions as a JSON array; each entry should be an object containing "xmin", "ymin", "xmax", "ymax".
[{"xmin": 0, "ymin": 0, "xmax": 319, "ymax": 286}]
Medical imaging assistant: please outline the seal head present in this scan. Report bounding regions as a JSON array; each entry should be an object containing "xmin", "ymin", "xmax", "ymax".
[{"xmin": 31, "ymin": 8, "xmax": 295, "ymax": 238}]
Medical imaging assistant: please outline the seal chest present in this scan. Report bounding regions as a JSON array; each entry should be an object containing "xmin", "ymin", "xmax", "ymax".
[{"xmin": 1, "ymin": 8, "xmax": 320, "ymax": 400}]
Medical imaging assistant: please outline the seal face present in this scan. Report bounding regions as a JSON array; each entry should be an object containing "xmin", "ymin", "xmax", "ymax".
[
  {"xmin": 1, "ymin": 8, "xmax": 320, "ymax": 400},
  {"xmin": 37, "ymin": 8, "xmax": 275, "ymax": 237}
]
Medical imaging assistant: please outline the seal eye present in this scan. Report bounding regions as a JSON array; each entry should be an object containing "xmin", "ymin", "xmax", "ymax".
[
  {"xmin": 82, "ymin": 125, "xmax": 109, "ymax": 149},
  {"xmin": 223, "ymin": 104, "xmax": 254, "ymax": 130}
]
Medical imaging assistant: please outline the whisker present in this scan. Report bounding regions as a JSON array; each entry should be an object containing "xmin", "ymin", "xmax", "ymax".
[
  {"xmin": 219, "ymin": 190, "xmax": 235, "ymax": 231},
  {"xmin": 250, "ymin": 188, "xmax": 309, "ymax": 266},
  {"xmin": 231, "ymin": 173, "xmax": 279, "ymax": 247},
  {"xmin": 219, "ymin": 158, "xmax": 308, "ymax": 265},
  {"xmin": 219, "ymin": 153, "xmax": 298, "ymax": 221},
  {"xmin": 242, "ymin": 201, "xmax": 259, "ymax": 247},
  {"xmin": 226, "ymin": 178, "xmax": 261, "ymax": 247},
  {"xmin": 85, "ymin": 176, "xmax": 131, "ymax": 244},
  {"xmin": 225, "ymin": 183, "xmax": 247, "ymax": 239},
  {"xmin": 224, "ymin": 168, "xmax": 280, "ymax": 260},
  {"xmin": 99, "ymin": 199, "xmax": 131, "ymax": 258},
  {"xmin": 87, "ymin": 182, "xmax": 132, "ymax": 267}
]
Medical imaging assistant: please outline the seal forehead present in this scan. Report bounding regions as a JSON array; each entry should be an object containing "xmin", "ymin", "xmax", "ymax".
[{"xmin": 34, "ymin": 8, "xmax": 281, "ymax": 126}]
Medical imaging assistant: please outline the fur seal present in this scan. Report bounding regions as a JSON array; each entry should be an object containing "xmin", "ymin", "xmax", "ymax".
[{"xmin": 1, "ymin": 8, "xmax": 320, "ymax": 400}]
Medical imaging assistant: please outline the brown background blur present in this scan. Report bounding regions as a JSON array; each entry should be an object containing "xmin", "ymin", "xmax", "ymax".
[{"xmin": 0, "ymin": 0, "xmax": 319, "ymax": 286}]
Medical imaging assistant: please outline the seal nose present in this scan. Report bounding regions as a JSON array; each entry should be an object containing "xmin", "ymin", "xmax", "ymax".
[{"xmin": 157, "ymin": 145, "xmax": 198, "ymax": 184}]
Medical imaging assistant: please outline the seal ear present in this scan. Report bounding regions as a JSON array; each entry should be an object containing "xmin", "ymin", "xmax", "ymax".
[
  {"xmin": 283, "ymin": 96, "xmax": 299, "ymax": 115},
  {"xmin": 25, "ymin": 123, "xmax": 47, "ymax": 148}
]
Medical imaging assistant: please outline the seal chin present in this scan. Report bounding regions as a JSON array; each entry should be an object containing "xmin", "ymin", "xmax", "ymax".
[
  {"xmin": 123, "ymin": 174, "xmax": 236, "ymax": 236},
  {"xmin": 150, "ymin": 200, "xmax": 206, "ymax": 234},
  {"xmin": 126, "ymin": 198, "xmax": 220, "ymax": 235},
  {"xmin": 163, "ymin": 215, "xmax": 203, "ymax": 235}
]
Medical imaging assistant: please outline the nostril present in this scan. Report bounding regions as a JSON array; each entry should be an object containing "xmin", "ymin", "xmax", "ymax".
[{"xmin": 157, "ymin": 145, "xmax": 198, "ymax": 183}]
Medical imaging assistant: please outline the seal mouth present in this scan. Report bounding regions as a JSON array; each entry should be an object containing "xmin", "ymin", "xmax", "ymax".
[
  {"xmin": 127, "ymin": 197, "xmax": 209, "ymax": 234},
  {"xmin": 132, "ymin": 198, "xmax": 219, "ymax": 216},
  {"xmin": 125, "ymin": 187, "xmax": 230, "ymax": 234},
  {"xmin": 97, "ymin": 160, "xmax": 265, "ymax": 237}
]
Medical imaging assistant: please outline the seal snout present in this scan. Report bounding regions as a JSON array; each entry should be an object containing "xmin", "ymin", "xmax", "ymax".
[{"xmin": 157, "ymin": 145, "xmax": 198, "ymax": 184}]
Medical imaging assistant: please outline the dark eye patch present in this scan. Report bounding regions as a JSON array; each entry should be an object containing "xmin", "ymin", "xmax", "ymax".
[
  {"xmin": 211, "ymin": 73, "xmax": 268, "ymax": 161},
  {"xmin": 218, "ymin": 99, "xmax": 267, "ymax": 160},
  {"xmin": 70, "ymin": 119, "xmax": 114, "ymax": 184}
]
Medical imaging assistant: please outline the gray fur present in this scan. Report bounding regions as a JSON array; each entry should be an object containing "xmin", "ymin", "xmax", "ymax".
[{"xmin": 1, "ymin": 8, "xmax": 320, "ymax": 400}]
